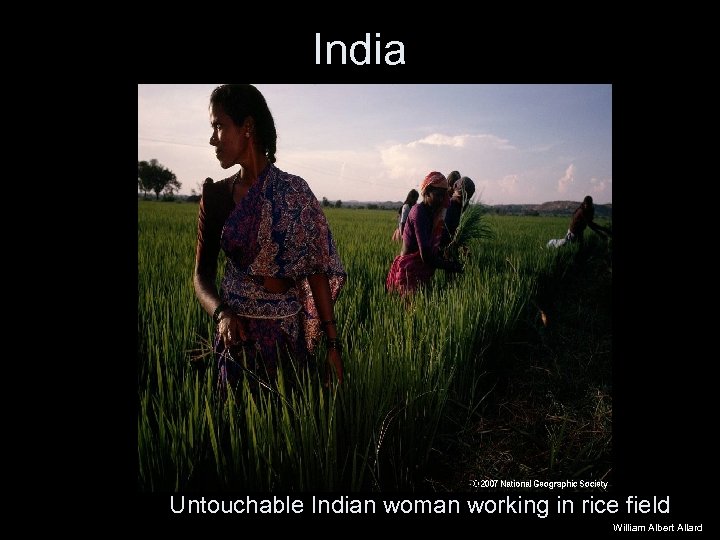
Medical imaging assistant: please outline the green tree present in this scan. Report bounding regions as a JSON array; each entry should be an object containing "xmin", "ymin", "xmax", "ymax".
[
  {"xmin": 322, "ymin": 197, "xmax": 330, "ymax": 207},
  {"xmin": 334, "ymin": 199, "xmax": 342, "ymax": 208},
  {"xmin": 138, "ymin": 159, "xmax": 181, "ymax": 200}
]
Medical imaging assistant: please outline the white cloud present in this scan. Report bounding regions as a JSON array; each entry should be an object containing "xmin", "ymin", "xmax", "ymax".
[
  {"xmin": 412, "ymin": 134, "xmax": 467, "ymax": 148},
  {"xmin": 379, "ymin": 143, "xmax": 420, "ymax": 180},
  {"xmin": 557, "ymin": 164, "xmax": 575, "ymax": 194},
  {"xmin": 281, "ymin": 132, "xmax": 528, "ymax": 200},
  {"xmin": 405, "ymin": 133, "xmax": 516, "ymax": 150},
  {"xmin": 498, "ymin": 174, "xmax": 519, "ymax": 194},
  {"xmin": 590, "ymin": 177, "xmax": 612, "ymax": 199},
  {"xmin": 380, "ymin": 132, "xmax": 518, "ymax": 183}
]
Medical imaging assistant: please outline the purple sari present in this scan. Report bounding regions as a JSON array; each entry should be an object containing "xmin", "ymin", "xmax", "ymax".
[
  {"xmin": 214, "ymin": 164, "xmax": 346, "ymax": 389},
  {"xmin": 386, "ymin": 202, "xmax": 441, "ymax": 295}
]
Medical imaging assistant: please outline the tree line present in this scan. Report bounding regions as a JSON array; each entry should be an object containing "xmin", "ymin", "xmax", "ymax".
[
  {"xmin": 138, "ymin": 159, "xmax": 181, "ymax": 200},
  {"xmin": 322, "ymin": 197, "xmax": 342, "ymax": 208}
]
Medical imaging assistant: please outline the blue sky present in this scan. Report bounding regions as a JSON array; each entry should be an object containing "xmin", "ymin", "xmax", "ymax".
[{"xmin": 138, "ymin": 84, "xmax": 611, "ymax": 205}]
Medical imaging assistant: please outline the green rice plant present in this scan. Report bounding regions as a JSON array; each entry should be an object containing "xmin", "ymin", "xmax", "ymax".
[
  {"xmin": 443, "ymin": 204, "xmax": 494, "ymax": 263},
  {"xmin": 137, "ymin": 201, "xmax": 597, "ymax": 492}
]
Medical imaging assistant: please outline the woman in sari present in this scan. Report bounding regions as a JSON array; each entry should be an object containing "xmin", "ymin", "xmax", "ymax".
[
  {"xmin": 193, "ymin": 84, "xmax": 346, "ymax": 392},
  {"xmin": 392, "ymin": 189, "xmax": 419, "ymax": 242},
  {"xmin": 386, "ymin": 171, "xmax": 462, "ymax": 295}
]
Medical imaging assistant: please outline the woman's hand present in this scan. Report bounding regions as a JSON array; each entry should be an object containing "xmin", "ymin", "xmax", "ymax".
[
  {"xmin": 218, "ymin": 312, "xmax": 247, "ymax": 348},
  {"xmin": 325, "ymin": 348, "xmax": 344, "ymax": 386}
]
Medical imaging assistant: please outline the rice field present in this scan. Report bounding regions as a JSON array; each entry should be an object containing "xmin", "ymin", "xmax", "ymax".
[{"xmin": 137, "ymin": 200, "xmax": 605, "ymax": 492}]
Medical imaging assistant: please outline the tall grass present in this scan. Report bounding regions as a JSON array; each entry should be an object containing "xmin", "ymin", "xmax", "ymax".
[{"xmin": 138, "ymin": 201, "xmax": 602, "ymax": 491}]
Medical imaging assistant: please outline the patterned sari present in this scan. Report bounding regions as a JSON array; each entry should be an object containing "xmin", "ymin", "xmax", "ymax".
[
  {"xmin": 385, "ymin": 202, "xmax": 442, "ymax": 295},
  {"xmin": 214, "ymin": 164, "xmax": 346, "ymax": 389}
]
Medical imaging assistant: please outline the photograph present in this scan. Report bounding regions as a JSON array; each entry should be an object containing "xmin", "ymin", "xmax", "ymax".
[{"xmin": 138, "ymin": 82, "xmax": 613, "ymax": 486}]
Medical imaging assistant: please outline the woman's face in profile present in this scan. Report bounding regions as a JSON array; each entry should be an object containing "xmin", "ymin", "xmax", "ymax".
[
  {"xmin": 209, "ymin": 104, "xmax": 247, "ymax": 169},
  {"xmin": 425, "ymin": 186, "xmax": 447, "ymax": 210}
]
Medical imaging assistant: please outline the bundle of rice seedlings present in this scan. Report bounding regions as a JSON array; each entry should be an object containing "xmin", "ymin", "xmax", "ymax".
[{"xmin": 443, "ymin": 204, "xmax": 494, "ymax": 262}]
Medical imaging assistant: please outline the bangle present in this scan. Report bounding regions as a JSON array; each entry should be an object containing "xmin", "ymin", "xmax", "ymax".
[
  {"xmin": 213, "ymin": 302, "xmax": 230, "ymax": 324},
  {"xmin": 321, "ymin": 318, "xmax": 337, "ymax": 329},
  {"xmin": 327, "ymin": 338, "xmax": 342, "ymax": 353}
]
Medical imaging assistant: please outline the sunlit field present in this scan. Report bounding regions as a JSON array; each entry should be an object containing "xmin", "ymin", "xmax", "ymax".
[{"xmin": 138, "ymin": 200, "xmax": 610, "ymax": 491}]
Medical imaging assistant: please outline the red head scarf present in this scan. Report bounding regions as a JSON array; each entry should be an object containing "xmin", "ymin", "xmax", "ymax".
[
  {"xmin": 420, "ymin": 171, "xmax": 448, "ymax": 195},
  {"xmin": 418, "ymin": 171, "xmax": 450, "ymax": 243}
]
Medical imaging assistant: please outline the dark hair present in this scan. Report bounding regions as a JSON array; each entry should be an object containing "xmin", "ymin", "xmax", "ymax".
[
  {"xmin": 453, "ymin": 176, "xmax": 476, "ymax": 211},
  {"xmin": 398, "ymin": 189, "xmax": 419, "ymax": 214},
  {"xmin": 583, "ymin": 195, "xmax": 594, "ymax": 205},
  {"xmin": 456, "ymin": 176, "xmax": 476, "ymax": 197},
  {"xmin": 404, "ymin": 189, "xmax": 419, "ymax": 205},
  {"xmin": 447, "ymin": 171, "xmax": 461, "ymax": 185},
  {"xmin": 210, "ymin": 84, "xmax": 278, "ymax": 163}
]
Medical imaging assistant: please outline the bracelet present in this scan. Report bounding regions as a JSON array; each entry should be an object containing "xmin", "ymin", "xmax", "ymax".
[
  {"xmin": 213, "ymin": 302, "xmax": 230, "ymax": 324},
  {"xmin": 321, "ymin": 318, "xmax": 337, "ymax": 328},
  {"xmin": 327, "ymin": 338, "xmax": 342, "ymax": 353}
]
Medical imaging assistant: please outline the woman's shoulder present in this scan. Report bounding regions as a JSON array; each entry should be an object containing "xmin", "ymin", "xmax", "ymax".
[
  {"xmin": 202, "ymin": 175, "xmax": 233, "ymax": 196},
  {"xmin": 272, "ymin": 165, "xmax": 312, "ymax": 194},
  {"xmin": 273, "ymin": 165, "xmax": 302, "ymax": 182},
  {"xmin": 201, "ymin": 176, "xmax": 234, "ymax": 214}
]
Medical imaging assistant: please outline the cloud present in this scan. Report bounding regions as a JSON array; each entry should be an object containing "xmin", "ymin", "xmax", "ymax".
[
  {"xmin": 590, "ymin": 177, "xmax": 612, "ymax": 198},
  {"xmin": 557, "ymin": 164, "xmax": 575, "ymax": 194},
  {"xmin": 498, "ymin": 174, "xmax": 519, "ymax": 190},
  {"xmin": 498, "ymin": 174, "xmax": 520, "ymax": 195},
  {"xmin": 280, "ymin": 132, "xmax": 526, "ymax": 200},
  {"xmin": 221, "ymin": 132, "xmax": 605, "ymax": 205},
  {"xmin": 411, "ymin": 134, "xmax": 467, "ymax": 148},
  {"xmin": 406, "ymin": 133, "xmax": 516, "ymax": 151},
  {"xmin": 380, "ymin": 132, "xmax": 518, "ymax": 182}
]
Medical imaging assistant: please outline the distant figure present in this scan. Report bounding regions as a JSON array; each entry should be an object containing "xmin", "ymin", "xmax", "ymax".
[
  {"xmin": 442, "ymin": 176, "xmax": 476, "ymax": 246},
  {"xmin": 446, "ymin": 170, "xmax": 461, "ymax": 191},
  {"xmin": 438, "ymin": 171, "xmax": 462, "ymax": 244},
  {"xmin": 444, "ymin": 171, "xmax": 462, "ymax": 209},
  {"xmin": 547, "ymin": 195, "xmax": 612, "ymax": 248},
  {"xmin": 393, "ymin": 189, "xmax": 419, "ymax": 242},
  {"xmin": 386, "ymin": 172, "xmax": 461, "ymax": 295}
]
